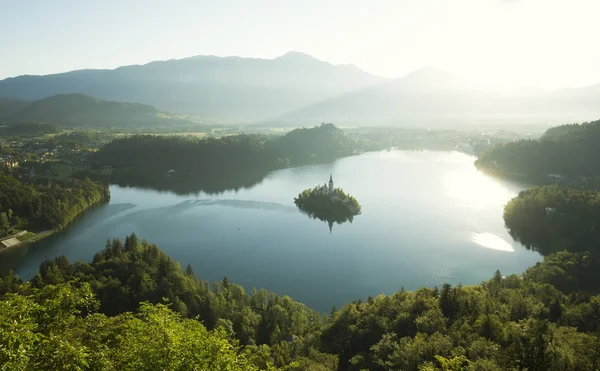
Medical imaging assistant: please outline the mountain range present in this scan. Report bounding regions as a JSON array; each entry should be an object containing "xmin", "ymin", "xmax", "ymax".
[
  {"xmin": 0, "ymin": 52, "xmax": 382, "ymax": 122},
  {"xmin": 1, "ymin": 52, "xmax": 599, "ymax": 127},
  {"xmin": 279, "ymin": 68, "xmax": 600, "ymax": 127}
]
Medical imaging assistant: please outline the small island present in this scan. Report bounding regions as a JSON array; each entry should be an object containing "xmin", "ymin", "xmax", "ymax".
[{"xmin": 294, "ymin": 175, "xmax": 361, "ymax": 231}]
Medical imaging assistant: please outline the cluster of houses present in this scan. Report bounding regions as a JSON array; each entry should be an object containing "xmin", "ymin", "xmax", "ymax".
[
  {"xmin": 0, "ymin": 140, "xmax": 94, "ymax": 171},
  {"xmin": 0, "ymin": 154, "xmax": 19, "ymax": 169}
]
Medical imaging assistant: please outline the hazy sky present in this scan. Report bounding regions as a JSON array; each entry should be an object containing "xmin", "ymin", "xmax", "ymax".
[{"xmin": 1, "ymin": 0, "xmax": 599, "ymax": 89}]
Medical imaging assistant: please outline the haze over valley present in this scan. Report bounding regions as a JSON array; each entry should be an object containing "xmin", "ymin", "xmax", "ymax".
[{"xmin": 2, "ymin": 52, "xmax": 600, "ymax": 127}]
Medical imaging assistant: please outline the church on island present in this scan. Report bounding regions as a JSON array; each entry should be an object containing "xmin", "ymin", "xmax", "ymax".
[
  {"xmin": 293, "ymin": 174, "xmax": 361, "ymax": 213},
  {"xmin": 318, "ymin": 175, "xmax": 335, "ymax": 195}
]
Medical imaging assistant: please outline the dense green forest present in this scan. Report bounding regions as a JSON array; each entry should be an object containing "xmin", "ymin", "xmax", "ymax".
[
  {"xmin": 503, "ymin": 185, "xmax": 600, "ymax": 294},
  {"xmin": 475, "ymin": 119, "xmax": 600, "ymax": 182},
  {"xmin": 504, "ymin": 186, "xmax": 600, "ymax": 254},
  {"xmin": 1, "ymin": 233, "xmax": 599, "ymax": 370},
  {"xmin": 93, "ymin": 123, "xmax": 357, "ymax": 194},
  {"xmin": 0, "ymin": 236, "xmax": 333, "ymax": 370},
  {"xmin": 0, "ymin": 283, "xmax": 285, "ymax": 370},
  {"xmin": 0, "ymin": 172, "xmax": 109, "ymax": 235}
]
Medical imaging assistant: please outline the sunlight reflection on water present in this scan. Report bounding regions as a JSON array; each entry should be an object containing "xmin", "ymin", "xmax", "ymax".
[
  {"xmin": 445, "ymin": 166, "xmax": 517, "ymax": 209},
  {"xmin": 471, "ymin": 232, "xmax": 514, "ymax": 252}
]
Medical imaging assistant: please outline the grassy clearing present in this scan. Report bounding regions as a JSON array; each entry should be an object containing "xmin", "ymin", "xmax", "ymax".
[{"xmin": 16, "ymin": 232, "xmax": 36, "ymax": 243}]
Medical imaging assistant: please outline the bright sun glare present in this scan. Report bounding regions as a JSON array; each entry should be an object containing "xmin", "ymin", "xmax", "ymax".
[
  {"xmin": 444, "ymin": 167, "xmax": 517, "ymax": 209},
  {"xmin": 444, "ymin": 165, "xmax": 517, "ymax": 252}
]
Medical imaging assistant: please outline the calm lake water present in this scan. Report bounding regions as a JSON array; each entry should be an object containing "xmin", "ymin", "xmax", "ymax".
[{"xmin": 1, "ymin": 150, "xmax": 541, "ymax": 312}]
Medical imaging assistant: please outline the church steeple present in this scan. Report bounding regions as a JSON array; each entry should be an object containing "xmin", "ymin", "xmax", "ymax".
[{"xmin": 328, "ymin": 174, "xmax": 334, "ymax": 193}]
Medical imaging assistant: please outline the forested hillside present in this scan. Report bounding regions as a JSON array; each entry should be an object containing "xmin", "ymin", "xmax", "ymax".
[
  {"xmin": 0, "ymin": 93, "xmax": 203, "ymax": 129},
  {"xmin": 0, "ymin": 97, "xmax": 29, "ymax": 121},
  {"xmin": 1, "ymin": 232, "xmax": 599, "ymax": 370},
  {"xmin": 0, "ymin": 173, "xmax": 109, "ymax": 235},
  {"xmin": 93, "ymin": 123, "xmax": 357, "ymax": 193},
  {"xmin": 0, "ymin": 121, "xmax": 61, "ymax": 137},
  {"xmin": 476, "ymin": 119, "xmax": 600, "ymax": 181},
  {"xmin": 504, "ymin": 186, "xmax": 600, "ymax": 254},
  {"xmin": 269, "ymin": 123, "xmax": 357, "ymax": 165},
  {"xmin": 503, "ymin": 185, "xmax": 600, "ymax": 294}
]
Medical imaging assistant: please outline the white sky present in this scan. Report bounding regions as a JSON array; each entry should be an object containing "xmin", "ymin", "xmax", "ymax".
[{"xmin": 1, "ymin": 0, "xmax": 599, "ymax": 89}]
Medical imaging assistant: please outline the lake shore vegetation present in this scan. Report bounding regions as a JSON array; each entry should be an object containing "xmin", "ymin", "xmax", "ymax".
[
  {"xmin": 92, "ymin": 123, "xmax": 358, "ymax": 194},
  {"xmin": 476, "ymin": 119, "xmax": 600, "ymax": 186},
  {"xmin": 0, "ymin": 173, "xmax": 109, "ymax": 239}
]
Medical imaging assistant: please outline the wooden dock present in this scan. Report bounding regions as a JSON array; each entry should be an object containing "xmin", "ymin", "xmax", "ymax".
[{"xmin": 0, "ymin": 231, "xmax": 27, "ymax": 249}]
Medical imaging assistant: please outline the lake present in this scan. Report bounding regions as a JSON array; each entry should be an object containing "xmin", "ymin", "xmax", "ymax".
[{"xmin": 0, "ymin": 150, "xmax": 541, "ymax": 312}]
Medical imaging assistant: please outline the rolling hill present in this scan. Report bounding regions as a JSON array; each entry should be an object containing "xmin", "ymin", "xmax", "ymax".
[
  {"xmin": 0, "ymin": 97, "xmax": 29, "ymax": 121},
  {"xmin": 0, "ymin": 93, "xmax": 200, "ymax": 129},
  {"xmin": 0, "ymin": 52, "xmax": 384, "ymax": 121}
]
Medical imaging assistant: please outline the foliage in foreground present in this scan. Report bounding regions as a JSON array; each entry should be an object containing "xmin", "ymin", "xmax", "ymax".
[
  {"xmin": 2, "ymin": 232, "xmax": 600, "ymax": 370},
  {"xmin": 0, "ymin": 282, "xmax": 284, "ymax": 370},
  {"xmin": 23, "ymin": 234, "xmax": 324, "ymax": 349}
]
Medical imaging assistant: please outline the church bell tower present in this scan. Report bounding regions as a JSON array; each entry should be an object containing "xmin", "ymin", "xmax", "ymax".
[{"xmin": 328, "ymin": 174, "xmax": 334, "ymax": 193}]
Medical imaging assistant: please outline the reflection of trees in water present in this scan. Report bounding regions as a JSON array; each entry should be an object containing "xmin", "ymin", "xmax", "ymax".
[
  {"xmin": 298, "ymin": 208, "xmax": 354, "ymax": 233},
  {"xmin": 507, "ymin": 223, "xmax": 580, "ymax": 256},
  {"xmin": 506, "ymin": 229, "xmax": 545, "ymax": 254},
  {"xmin": 111, "ymin": 169, "xmax": 268, "ymax": 196}
]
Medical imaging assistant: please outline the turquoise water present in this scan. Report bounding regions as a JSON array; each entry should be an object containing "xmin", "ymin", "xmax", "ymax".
[{"xmin": 1, "ymin": 150, "xmax": 541, "ymax": 312}]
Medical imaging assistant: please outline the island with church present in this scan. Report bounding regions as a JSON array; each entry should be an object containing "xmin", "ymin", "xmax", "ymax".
[{"xmin": 294, "ymin": 175, "xmax": 361, "ymax": 230}]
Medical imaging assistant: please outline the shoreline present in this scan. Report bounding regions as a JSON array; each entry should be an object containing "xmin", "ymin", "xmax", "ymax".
[
  {"xmin": 476, "ymin": 165, "xmax": 598, "ymax": 190},
  {"xmin": 0, "ymin": 196, "xmax": 109, "ymax": 253},
  {"xmin": 23, "ymin": 229, "xmax": 59, "ymax": 245},
  {"xmin": 0, "ymin": 229, "xmax": 59, "ymax": 253}
]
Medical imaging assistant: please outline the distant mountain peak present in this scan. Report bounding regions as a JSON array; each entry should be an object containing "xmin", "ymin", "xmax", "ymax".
[{"xmin": 276, "ymin": 51, "xmax": 322, "ymax": 63}]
